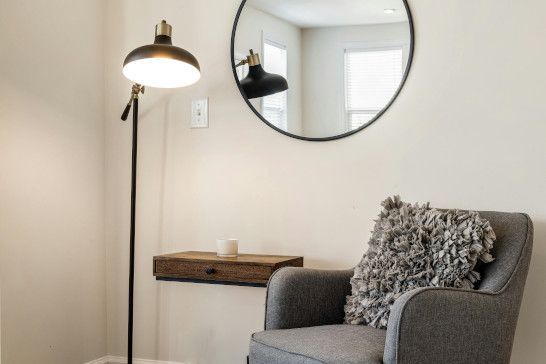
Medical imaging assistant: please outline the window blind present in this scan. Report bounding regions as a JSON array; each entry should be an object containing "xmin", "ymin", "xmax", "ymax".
[
  {"xmin": 345, "ymin": 47, "xmax": 403, "ymax": 130},
  {"xmin": 262, "ymin": 40, "xmax": 288, "ymax": 129}
]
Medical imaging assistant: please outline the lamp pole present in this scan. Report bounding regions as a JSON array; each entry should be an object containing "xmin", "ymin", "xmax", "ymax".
[
  {"xmin": 121, "ymin": 83, "xmax": 144, "ymax": 364},
  {"xmin": 127, "ymin": 94, "xmax": 137, "ymax": 364}
]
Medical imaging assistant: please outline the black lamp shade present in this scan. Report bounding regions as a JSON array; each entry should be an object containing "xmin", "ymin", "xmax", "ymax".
[
  {"xmin": 240, "ymin": 64, "xmax": 288, "ymax": 99},
  {"xmin": 123, "ymin": 31, "xmax": 200, "ymax": 88}
]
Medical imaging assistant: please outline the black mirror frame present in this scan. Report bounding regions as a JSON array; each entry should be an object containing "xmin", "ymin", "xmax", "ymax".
[{"xmin": 230, "ymin": 0, "xmax": 415, "ymax": 142}]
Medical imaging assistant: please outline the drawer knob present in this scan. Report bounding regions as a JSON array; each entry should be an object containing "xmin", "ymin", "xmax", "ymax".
[{"xmin": 205, "ymin": 267, "xmax": 215, "ymax": 275}]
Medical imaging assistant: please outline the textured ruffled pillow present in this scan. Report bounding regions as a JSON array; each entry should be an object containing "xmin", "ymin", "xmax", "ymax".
[{"xmin": 344, "ymin": 196, "xmax": 495, "ymax": 329}]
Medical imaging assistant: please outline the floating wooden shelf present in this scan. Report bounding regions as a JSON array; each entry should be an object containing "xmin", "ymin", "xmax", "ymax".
[{"xmin": 153, "ymin": 251, "xmax": 304, "ymax": 287}]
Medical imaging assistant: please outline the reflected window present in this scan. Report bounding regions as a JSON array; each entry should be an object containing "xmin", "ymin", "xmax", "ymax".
[
  {"xmin": 345, "ymin": 47, "xmax": 403, "ymax": 130},
  {"xmin": 262, "ymin": 39, "xmax": 288, "ymax": 129}
]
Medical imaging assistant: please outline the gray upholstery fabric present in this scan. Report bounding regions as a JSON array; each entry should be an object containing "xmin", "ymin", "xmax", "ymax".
[
  {"xmin": 265, "ymin": 268, "xmax": 353, "ymax": 330},
  {"xmin": 384, "ymin": 212, "xmax": 533, "ymax": 364},
  {"xmin": 477, "ymin": 211, "xmax": 531, "ymax": 291},
  {"xmin": 250, "ymin": 211, "xmax": 533, "ymax": 364},
  {"xmin": 250, "ymin": 325, "xmax": 386, "ymax": 364}
]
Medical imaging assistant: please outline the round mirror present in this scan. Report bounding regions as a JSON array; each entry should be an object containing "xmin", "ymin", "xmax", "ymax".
[{"xmin": 231, "ymin": 0, "xmax": 414, "ymax": 141}]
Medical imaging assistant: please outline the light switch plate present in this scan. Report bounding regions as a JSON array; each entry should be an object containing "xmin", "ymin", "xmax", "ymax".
[{"xmin": 191, "ymin": 97, "xmax": 208, "ymax": 128}]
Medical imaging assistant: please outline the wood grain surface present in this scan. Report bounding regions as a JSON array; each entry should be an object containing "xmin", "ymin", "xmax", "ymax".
[{"xmin": 153, "ymin": 251, "xmax": 304, "ymax": 285}]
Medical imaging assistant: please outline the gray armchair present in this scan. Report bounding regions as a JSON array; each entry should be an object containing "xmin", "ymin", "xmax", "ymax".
[{"xmin": 249, "ymin": 211, "xmax": 533, "ymax": 364}]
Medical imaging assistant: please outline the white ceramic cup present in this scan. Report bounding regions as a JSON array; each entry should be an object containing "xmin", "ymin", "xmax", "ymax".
[{"xmin": 216, "ymin": 238, "xmax": 238, "ymax": 257}]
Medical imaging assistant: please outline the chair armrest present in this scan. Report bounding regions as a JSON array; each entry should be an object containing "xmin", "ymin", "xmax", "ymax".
[
  {"xmin": 384, "ymin": 287, "xmax": 517, "ymax": 364},
  {"xmin": 264, "ymin": 267, "xmax": 353, "ymax": 330}
]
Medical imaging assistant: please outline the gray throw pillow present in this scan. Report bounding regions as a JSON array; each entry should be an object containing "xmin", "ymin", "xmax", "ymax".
[{"xmin": 344, "ymin": 196, "xmax": 495, "ymax": 329}]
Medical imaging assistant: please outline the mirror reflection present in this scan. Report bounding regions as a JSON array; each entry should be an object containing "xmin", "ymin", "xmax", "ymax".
[{"xmin": 233, "ymin": 0, "xmax": 413, "ymax": 140}]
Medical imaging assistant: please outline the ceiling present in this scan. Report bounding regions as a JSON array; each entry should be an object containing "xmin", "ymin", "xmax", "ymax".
[{"xmin": 247, "ymin": 0, "xmax": 408, "ymax": 28}]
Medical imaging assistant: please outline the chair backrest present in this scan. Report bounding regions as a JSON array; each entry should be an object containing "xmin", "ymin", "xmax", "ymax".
[{"xmin": 476, "ymin": 211, "xmax": 533, "ymax": 293}]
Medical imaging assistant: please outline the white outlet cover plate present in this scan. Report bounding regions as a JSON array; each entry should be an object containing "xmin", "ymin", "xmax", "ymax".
[{"xmin": 191, "ymin": 97, "xmax": 209, "ymax": 128}]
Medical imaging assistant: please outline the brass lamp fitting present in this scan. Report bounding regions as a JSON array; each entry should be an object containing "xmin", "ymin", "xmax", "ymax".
[
  {"xmin": 155, "ymin": 20, "xmax": 172, "ymax": 37},
  {"xmin": 236, "ymin": 49, "xmax": 262, "ymax": 67},
  {"xmin": 121, "ymin": 84, "xmax": 145, "ymax": 121}
]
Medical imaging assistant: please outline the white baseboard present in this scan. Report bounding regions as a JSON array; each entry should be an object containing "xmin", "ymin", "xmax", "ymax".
[
  {"xmin": 84, "ymin": 357, "xmax": 108, "ymax": 364},
  {"xmin": 84, "ymin": 356, "xmax": 183, "ymax": 364}
]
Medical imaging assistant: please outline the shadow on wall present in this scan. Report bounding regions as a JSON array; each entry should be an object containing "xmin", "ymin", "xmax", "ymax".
[
  {"xmin": 304, "ymin": 258, "xmax": 359, "ymax": 270},
  {"xmin": 153, "ymin": 95, "xmax": 174, "ymax": 361},
  {"xmin": 512, "ymin": 219, "xmax": 545, "ymax": 362}
]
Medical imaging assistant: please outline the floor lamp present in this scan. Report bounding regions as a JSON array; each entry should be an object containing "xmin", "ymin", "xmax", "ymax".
[{"xmin": 120, "ymin": 20, "xmax": 200, "ymax": 364}]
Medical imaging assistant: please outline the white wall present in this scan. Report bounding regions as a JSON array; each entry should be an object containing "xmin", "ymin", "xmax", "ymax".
[
  {"xmin": 302, "ymin": 22, "xmax": 411, "ymax": 137},
  {"xmin": 104, "ymin": 0, "xmax": 546, "ymax": 363},
  {"xmin": 235, "ymin": 5, "xmax": 303, "ymax": 134},
  {"xmin": 2, "ymin": 0, "xmax": 545, "ymax": 363},
  {"xmin": 0, "ymin": 0, "xmax": 107, "ymax": 363}
]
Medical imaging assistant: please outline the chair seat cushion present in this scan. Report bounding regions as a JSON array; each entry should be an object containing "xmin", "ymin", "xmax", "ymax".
[{"xmin": 249, "ymin": 324, "xmax": 386, "ymax": 364}]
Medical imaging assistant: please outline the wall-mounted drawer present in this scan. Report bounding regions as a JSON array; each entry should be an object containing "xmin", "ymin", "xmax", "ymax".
[{"xmin": 153, "ymin": 251, "xmax": 304, "ymax": 287}]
